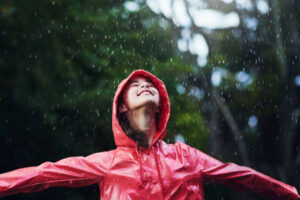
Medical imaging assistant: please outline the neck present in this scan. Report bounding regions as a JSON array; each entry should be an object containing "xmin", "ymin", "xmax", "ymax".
[{"xmin": 126, "ymin": 105, "xmax": 157, "ymax": 147}]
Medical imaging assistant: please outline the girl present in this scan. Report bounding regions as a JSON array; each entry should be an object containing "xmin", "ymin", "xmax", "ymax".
[{"xmin": 0, "ymin": 69, "xmax": 299, "ymax": 199}]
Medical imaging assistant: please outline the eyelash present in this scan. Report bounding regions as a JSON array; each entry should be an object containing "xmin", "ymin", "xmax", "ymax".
[{"xmin": 131, "ymin": 84, "xmax": 154, "ymax": 87}]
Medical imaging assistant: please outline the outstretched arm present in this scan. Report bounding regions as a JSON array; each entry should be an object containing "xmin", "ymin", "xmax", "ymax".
[
  {"xmin": 198, "ymin": 152, "xmax": 299, "ymax": 200},
  {"xmin": 0, "ymin": 151, "xmax": 113, "ymax": 197},
  {"xmin": 203, "ymin": 161, "xmax": 299, "ymax": 200},
  {"xmin": 177, "ymin": 142, "xmax": 299, "ymax": 200}
]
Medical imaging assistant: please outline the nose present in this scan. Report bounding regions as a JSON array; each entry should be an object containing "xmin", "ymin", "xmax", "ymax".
[{"xmin": 141, "ymin": 82, "xmax": 150, "ymax": 88}]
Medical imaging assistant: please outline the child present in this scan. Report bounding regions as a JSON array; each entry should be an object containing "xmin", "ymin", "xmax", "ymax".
[{"xmin": 0, "ymin": 69, "xmax": 299, "ymax": 199}]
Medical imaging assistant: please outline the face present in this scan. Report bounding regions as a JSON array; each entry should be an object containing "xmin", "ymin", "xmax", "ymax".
[{"xmin": 120, "ymin": 76, "xmax": 160, "ymax": 112}]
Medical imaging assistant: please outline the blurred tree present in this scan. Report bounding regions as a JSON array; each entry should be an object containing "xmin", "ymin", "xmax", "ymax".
[
  {"xmin": 0, "ymin": 0, "xmax": 206, "ymax": 199},
  {"xmin": 147, "ymin": 0, "xmax": 300, "ymax": 199}
]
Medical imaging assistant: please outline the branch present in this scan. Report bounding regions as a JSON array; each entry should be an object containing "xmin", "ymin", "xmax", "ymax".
[
  {"xmin": 208, "ymin": 87, "xmax": 223, "ymax": 158},
  {"xmin": 213, "ymin": 91, "xmax": 251, "ymax": 166}
]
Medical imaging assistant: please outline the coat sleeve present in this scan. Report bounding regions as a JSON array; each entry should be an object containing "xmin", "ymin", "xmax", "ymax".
[
  {"xmin": 198, "ymin": 151, "xmax": 299, "ymax": 200},
  {"xmin": 179, "ymin": 143, "xmax": 299, "ymax": 200},
  {"xmin": 0, "ymin": 151, "xmax": 113, "ymax": 197}
]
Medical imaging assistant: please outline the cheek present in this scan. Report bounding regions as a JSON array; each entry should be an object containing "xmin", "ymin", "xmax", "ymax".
[
  {"xmin": 121, "ymin": 89, "xmax": 130, "ymax": 107},
  {"xmin": 125, "ymin": 89, "xmax": 137, "ymax": 108},
  {"xmin": 154, "ymin": 90, "xmax": 160, "ymax": 103},
  {"xmin": 156, "ymin": 95, "xmax": 160, "ymax": 106}
]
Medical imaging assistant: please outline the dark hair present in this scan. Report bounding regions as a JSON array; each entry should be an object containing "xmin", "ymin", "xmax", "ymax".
[{"xmin": 117, "ymin": 111, "xmax": 150, "ymax": 148}]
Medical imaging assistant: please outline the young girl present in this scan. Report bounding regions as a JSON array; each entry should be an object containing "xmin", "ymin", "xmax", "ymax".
[{"xmin": 0, "ymin": 69, "xmax": 299, "ymax": 199}]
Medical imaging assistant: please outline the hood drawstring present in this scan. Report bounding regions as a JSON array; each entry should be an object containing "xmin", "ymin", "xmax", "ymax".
[
  {"xmin": 135, "ymin": 146, "xmax": 144, "ymax": 189},
  {"xmin": 153, "ymin": 142, "xmax": 165, "ymax": 196},
  {"xmin": 135, "ymin": 143, "xmax": 164, "ymax": 195}
]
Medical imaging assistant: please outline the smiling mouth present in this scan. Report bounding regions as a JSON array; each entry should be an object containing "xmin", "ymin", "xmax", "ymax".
[{"xmin": 138, "ymin": 90, "xmax": 153, "ymax": 96}]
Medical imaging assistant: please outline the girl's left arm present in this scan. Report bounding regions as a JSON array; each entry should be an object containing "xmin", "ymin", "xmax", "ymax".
[
  {"xmin": 202, "ymin": 161, "xmax": 299, "ymax": 200},
  {"xmin": 178, "ymin": 142, "xmax": 299, "ymax": 200}
]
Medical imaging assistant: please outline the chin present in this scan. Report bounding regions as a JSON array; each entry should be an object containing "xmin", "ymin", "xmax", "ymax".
[{"xmin": 134, "ymin": 99, "xmax": 159, "ymax": 109}]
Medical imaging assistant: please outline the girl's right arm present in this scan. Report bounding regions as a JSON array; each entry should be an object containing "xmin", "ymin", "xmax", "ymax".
[{"xmin": 0, "ymin": 151, "xmax": 113, "ymax": 197}]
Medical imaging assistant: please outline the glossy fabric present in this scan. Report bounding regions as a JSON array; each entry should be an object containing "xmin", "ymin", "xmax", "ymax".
[{"xmin": 0, "ymin": 70, "xmax": 299, "ymax": 200}]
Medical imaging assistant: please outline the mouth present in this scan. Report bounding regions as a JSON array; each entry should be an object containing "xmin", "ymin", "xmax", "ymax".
[{"xmin": 138, "ymin": 89, "xmax": 153, "ymax": 96}]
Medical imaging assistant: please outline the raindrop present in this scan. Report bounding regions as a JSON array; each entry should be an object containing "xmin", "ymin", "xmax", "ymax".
[
  {"xmin": 176, "ymin": 84, "xmax": 185, "ymax": 94},
  {"xmin": 211, "ymin": 71, "xmax": 222, "ymax": 86},
  {"xmin": 189, "ymin": 87, "xmax": 204, "ymax": 100},
  {"xmin": 175, "ymin": 134, "xmax": 185, "ymax": 143},
  {"xmin": 248, "ymin": 115, "xmax": 258, "ymax": 127},
  {"xmin": 294, "ymin": 75, "xmax": 300, "ymax": 86}
]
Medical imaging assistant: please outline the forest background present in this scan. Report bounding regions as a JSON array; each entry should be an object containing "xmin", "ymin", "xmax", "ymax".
[{"xmin": 0, "ymin": 0, "xmax": 299, "ymax": 199}]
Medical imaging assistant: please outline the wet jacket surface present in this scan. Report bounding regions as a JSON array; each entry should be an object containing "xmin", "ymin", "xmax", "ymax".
[{"xmin": 0, "ymin": 70, "xmax": 299, "ymax": 200}]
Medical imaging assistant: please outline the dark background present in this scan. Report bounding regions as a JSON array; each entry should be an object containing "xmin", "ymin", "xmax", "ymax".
[{"xmin": 0, "ymin": 0, "xmax": 299, "ymax": 199}]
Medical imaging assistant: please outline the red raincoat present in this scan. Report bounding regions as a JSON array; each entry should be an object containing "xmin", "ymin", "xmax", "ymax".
[{"xmin": 0, "ymin": 69, "xmax": 299, "ymax": 199}]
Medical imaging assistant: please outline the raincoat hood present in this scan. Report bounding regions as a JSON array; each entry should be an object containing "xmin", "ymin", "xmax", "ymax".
[{"xmin": 112, "ymin": 69, "xmax": 170, "ymax": 147}]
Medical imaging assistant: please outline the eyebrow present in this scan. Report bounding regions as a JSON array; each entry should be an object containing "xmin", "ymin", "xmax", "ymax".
[{"xmin": 129, "ymin": 80, "xmax": 152, "ymax": 84}]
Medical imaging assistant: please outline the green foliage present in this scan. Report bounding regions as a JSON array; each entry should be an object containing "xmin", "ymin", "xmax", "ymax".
[{"xmin": 0, "ymin": 1, "xmax": 208, "ymax": 199}]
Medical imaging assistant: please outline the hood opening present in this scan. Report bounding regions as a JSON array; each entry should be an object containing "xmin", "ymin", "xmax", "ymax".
[{"xmin": 112, "ymin": 69, "xmax": 170, "ymax": 148}]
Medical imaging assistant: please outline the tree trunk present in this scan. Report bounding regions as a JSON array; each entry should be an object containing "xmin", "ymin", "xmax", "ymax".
[
  {"xmin": 214, "ymin": 91, "xmax": 250, "ymax": 166},
  {"xmin": 275, "ymin": 0, "xmax": 300, "ymax": 182}
]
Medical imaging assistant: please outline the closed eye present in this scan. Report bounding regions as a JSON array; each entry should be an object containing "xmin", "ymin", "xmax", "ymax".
[{"xmin": 145, "ymin": 82, "xmax": 154, "ymax": 87}]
